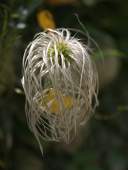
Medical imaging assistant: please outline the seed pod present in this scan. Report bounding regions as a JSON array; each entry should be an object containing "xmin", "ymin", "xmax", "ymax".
[{"xmin": 22, "ymin": 28, "xmax": 98, "ymax": 153}]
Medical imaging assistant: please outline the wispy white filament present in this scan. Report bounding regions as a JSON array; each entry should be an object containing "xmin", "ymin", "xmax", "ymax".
[{"xmin": 22, "ymin": 28, "xmax": 98, "ymax": 153}]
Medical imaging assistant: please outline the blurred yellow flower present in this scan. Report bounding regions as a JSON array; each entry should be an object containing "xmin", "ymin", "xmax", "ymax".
[
  {"xmin": 37, "ymin": 10, "xmax": 56, "ymax": 29},
  {"xmin": 40, "ymin": 88, "xmax": 74, "ymax": 114}
]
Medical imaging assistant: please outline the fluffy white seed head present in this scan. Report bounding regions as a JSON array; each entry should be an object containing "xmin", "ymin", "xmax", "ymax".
[{"xmin": 22, "ymin": 28, "xmax": 98, "ymax": 152}]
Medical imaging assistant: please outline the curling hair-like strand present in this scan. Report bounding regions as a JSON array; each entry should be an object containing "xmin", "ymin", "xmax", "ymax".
[{"xmin": 22, "ymin": 28, "xmax": 99, "ymax": 154}]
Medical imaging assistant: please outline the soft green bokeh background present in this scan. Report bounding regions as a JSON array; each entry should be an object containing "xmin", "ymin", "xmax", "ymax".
[{"xmin": 0, "ymin": 0, "xmax": 128, "ymax": 170}]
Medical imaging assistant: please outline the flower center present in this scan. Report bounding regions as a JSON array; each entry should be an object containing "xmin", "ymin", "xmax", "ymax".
[{"xmin": 48, "ymin": 42, "xmax": 73, "ymax": 65}]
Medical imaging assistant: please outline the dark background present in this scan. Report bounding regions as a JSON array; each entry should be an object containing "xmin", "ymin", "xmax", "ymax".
[{"xmin": 0, "ymin": 0, "xmax": 128, "ymax": 170}]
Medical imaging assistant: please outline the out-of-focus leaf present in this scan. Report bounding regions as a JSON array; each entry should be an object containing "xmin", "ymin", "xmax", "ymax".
[
  {"xmin": 46, "ymin": 0, "xmax": 77, "ymax": 6},
  {"xmin": 0, "ymin": 4, "xmax": 9, "ymax": 38},
  {"xmin": 67, "ymin": 150, "xmax": 102, "ymax": 170},
  {"xmin": 107, "ymin": 150, "xmax": 127, "ymax": 170}
]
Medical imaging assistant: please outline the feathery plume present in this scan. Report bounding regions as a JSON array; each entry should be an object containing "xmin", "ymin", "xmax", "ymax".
[{"xmin": 22, "ymin": 28, "xmax": 98, "ymax": 153}]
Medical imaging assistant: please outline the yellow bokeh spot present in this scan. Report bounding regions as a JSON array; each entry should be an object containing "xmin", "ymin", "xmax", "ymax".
[
  {"xmin": 37, "ymin": 10, "xmax": 56, "ymax": 29},
  {"xmin": 41, "ymin": 89, "xmax": 74, "ymax": 114}
]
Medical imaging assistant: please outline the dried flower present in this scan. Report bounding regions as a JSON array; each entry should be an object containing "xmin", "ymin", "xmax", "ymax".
[{"xmin": 22, "ymin": 28, "xmax": 98, "ymax": 153}]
